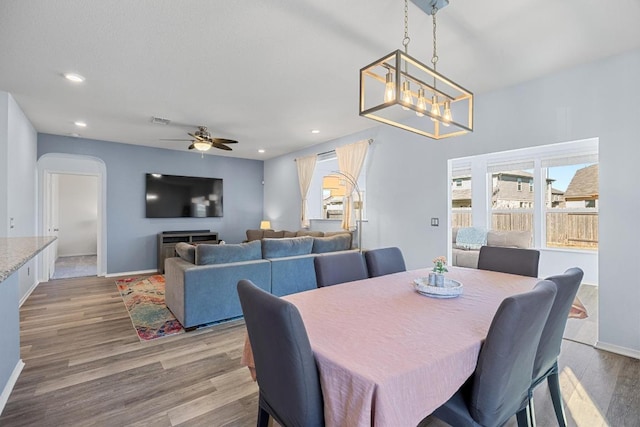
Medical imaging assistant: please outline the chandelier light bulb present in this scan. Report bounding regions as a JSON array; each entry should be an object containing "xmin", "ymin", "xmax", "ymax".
[
  {"xmin": 430, "ymin": 95, "xmax": 441, "ymax": 121},
  {"xmin": 416, "ymin": 88, "xmax": 426, "ymax": 117},
  {"xmin": 401, "ymin": 81, "xmax": 413, "ymax": 110},
  {"xmin": 442, "ymin": 100, "xmax": 452, "ymax": 126},
  {"xmin": 384, "ymin": 71, "xmax": 395, "ymax": 103}
]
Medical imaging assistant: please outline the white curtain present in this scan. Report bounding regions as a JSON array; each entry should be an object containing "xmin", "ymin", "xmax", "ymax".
[
  {"xmin": 336, "ymin": 140, "xmax": 369, "ymax": 230},
  {"xmin": 296, "ymin": 154, "xmax": 317, "ymax": 229}
]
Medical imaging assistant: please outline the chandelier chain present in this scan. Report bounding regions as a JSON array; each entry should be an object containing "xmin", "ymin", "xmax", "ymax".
[
  {"xmin": 431, "ymin": 6, "xmax": 439, "ymax": 71},
  {"xmin": 402, "ymin": 0, "xmax": 410, "ymax": 52}
]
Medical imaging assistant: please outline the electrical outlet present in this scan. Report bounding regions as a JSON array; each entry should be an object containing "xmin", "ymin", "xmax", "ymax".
[{"xmin": 430, "ymin": 218, "xmax": 439, "ymax": 226}]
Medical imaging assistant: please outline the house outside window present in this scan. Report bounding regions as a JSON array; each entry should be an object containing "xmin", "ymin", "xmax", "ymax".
[
  {"xmin": 451, "ymin": 171, "xmax": 472, "ymax": 228},
  {"xmin": 529, "ymin": 179, "xmax": 534, "ymax": 192},
  {"xmin": 517, "ymin": 177, "xmax": 523, "ymax": 191}
]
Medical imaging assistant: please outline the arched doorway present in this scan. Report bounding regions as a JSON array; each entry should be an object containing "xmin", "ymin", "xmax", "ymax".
[{"xmin": 37, "ymin": 153, "xmax": 107, "ymax": 279}]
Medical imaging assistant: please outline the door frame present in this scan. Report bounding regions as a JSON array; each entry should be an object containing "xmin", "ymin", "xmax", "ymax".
[{"xmin": 37, "ymin": 153, "xmax": 107, "ymax": 279}]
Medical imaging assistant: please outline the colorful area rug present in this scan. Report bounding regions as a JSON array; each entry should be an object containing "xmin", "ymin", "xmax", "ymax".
[{"xmin": 116, "ymin": 275, "xmax": 185, "ymax": 341}]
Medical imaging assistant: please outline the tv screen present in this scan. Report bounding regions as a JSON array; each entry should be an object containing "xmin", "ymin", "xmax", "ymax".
[{"xmin": 145, "ymin": 173, "xmax": 223, "ymax": 218}]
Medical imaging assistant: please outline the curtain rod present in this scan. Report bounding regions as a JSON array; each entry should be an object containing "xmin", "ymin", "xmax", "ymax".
[{"xmin": 295, "ymin": 139, "xmax": 373, "ymax": 161}]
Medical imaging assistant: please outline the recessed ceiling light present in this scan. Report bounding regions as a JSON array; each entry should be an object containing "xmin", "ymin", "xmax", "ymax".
[
  {"xmin": 64, "ymin": 73, "xmax": 85, "ymax": 83},
  {"xmin": 311, "ymin": 129, "xmax": 320, "ymax": 134},
  {"xmin": 74, "ymin": 121, "xmax": 87, "ymax": 127},
  {"xmin": 258, "ymin": 149, "xmax": 265, "ymax": 153}
]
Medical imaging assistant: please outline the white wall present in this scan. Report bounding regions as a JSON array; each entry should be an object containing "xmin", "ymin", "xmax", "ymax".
[
  {"xmin": 0, "ymin": 92, "xmax": 8, "ymax": 237},
  {"xmin": 6, "ymin": 94, "xmax": 37, "ymax": 237},
  {"xmin": 57, "ymin": 174, "xmax": 98, "ymax": 256},
  {"xmin": 264, "ymin": 49, "xmax": 640, "ymax": 357}
]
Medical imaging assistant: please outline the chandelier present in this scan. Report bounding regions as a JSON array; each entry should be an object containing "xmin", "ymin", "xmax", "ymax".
[{"xmin": 359, "ymin": 0, "xmax": 473, "ymax": 139}]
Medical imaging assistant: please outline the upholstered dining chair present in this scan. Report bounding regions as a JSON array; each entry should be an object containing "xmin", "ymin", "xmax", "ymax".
[
  {"xmin": 313, "ymin": 251, "xmax": 368, "ymax": 287},
  {"xmin": 529, "ymin": 267, "xmax": 584, "ymax": 427},
  {"xmin": 364, "ymin": 247, "xmax": 407, "ymax": 278},
  {"xmin": 237, "ymin": 280, "xmax": 324, "ymax": 427},
  {"xmin": 431, "ymin": 280, "xmax": 557, "ymax": 427},
  {"xmin": 477, "ymin": 245, "xmax": 541, "ymax": 277}
]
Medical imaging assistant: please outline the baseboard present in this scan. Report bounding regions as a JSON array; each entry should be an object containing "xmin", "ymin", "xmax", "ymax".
[
  {"xmin": 0, "ymin": 359, "xmax": 25, "ymax": 415},
  {"xmin": 104, "ymin": 269, "xmax": 158, "ymax": 278},
  {"xmin": 595, "ymin": 341, "xmax": 640, "ymax": 360}
]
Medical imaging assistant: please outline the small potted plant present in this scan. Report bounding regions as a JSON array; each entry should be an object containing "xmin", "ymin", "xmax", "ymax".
[{"xmin": 429, "ymin": 256, "xmax": 448, "ymax": 286}]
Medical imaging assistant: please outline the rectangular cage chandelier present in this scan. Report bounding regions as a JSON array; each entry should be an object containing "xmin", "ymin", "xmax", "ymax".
[{"xmin": 359, "ymin": 0, "xmax": 473, "ymax": 140}]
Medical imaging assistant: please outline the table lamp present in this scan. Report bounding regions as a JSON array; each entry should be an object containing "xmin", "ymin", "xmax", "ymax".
[{"xmin": 260, "ymin": 220, "xmax": 272, "ymax": 230}]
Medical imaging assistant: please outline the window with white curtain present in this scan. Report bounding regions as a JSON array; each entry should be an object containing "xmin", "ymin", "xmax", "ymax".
[
  {"xmin": 450, "ymin": 138, "xmax": 598, "ymax": 250},
  {"xmin": 307, "ymin": 152, "xmax": 367, "ymax": 220}
]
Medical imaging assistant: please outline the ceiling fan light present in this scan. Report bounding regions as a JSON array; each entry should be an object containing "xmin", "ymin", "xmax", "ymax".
[{"xmin": 193, "ymin": 141, "xmax": 212, "ymax": 151}]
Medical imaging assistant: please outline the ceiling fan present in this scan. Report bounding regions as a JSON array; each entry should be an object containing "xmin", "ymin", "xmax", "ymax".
[{"xmin": 162, "ymin": 126, "xmax": 238, "ymax": 152}]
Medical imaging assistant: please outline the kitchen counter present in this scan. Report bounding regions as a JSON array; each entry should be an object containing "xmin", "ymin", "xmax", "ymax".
[{"xmin": 0, "ymin": 236, "xmax": 56, "ymax": 283}]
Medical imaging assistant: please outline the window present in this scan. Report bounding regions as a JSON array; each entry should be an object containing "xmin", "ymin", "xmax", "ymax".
[
  {"xmin": 307, "ymin": 152, "xmax": 367, "ymax": 221},
  {"xmin": 491, "ymin": 168, "xmax": 534, "ymax": 243},
  {"xmin": 546, "ymin": 161, "xmax": 598, "ymax": 249},
  {"xmin": 450, "ymin": 139, "xmax": 598, "ymax": 251},
  {"xmin": 451, "ymin": 166, "xmax": 472, "ymax": 228}
]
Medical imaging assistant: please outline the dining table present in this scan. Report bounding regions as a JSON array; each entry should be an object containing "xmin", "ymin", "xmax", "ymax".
[{"xmin": 241, "ymin": 266, "xmax": 540, "ymax": 427}]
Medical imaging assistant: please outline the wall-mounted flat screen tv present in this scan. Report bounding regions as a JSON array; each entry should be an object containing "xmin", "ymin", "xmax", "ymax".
[{"xmin": 145, "ymin": 173, "xmax": 223, "ymax": 218}]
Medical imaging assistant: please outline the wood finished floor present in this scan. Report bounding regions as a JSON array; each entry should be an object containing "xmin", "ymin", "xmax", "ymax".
[{"xmin": 1, "ymin": 276, "xmax": 638, "ymax": 426}]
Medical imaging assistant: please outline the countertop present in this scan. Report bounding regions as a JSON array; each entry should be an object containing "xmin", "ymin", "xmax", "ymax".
[{"xmin": 0, "ymin": 236, "xmax": 57, "ymax": 283}]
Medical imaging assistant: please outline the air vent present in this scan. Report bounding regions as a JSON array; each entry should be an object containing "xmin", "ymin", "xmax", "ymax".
[{"xmin": 150, "ymin": 116, "xmax": 171, "ymax": 125}]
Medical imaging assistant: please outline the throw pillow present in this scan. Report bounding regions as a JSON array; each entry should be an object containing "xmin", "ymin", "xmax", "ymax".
[
  {"xmin": 246, "ymin": 229, "xmax": 264, "ymax": 241},
  {"xmin": 455, "ymin": 227, "xmax": 487, "ymax": 250},
  {"xmin": 175, "ymin": 242, "xmax": 196, "ymax": 264},
  {"xmin": 262, "ymin": 236, "xmax": 314, "ymax": 258},
  {"xmin": 296, "ymin": 230, "xmax": 324, "ymax": 238},
  {"xmin": 312, "ymin": 234, "xmax": 352, "ymax": 253},
  {"xmin": 263, "ymin": 230, "xmax": 285, "ymax": 238},
  {"xmin": 196, "ymin": 240, "xmax": 262, "ymax": 265}
]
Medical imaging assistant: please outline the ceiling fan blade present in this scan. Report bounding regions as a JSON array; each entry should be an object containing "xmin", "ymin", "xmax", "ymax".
[
  {"xmin": 188, "ymin": 143, "xmax": 196, "ymax": 150},
  {"xmin": 188, "ymin": 132, "xmax": 206, "ymax": 141},
  {"xmin": 212, "ymin": 138, "xmax": 238, "ymax": 144},
  {"xmin": 212, "ymin": 142, "xmax": 233, "ymax": 151}
]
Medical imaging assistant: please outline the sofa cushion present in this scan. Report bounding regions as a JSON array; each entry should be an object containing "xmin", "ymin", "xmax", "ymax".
[
  {"xmin": 296, "ymin": 230, "xmax": 324, "ymax": 238},
  {"xmin": 487, "ymin": 230, "xmax": 531, "ymax": 249},
  {"xmin": 456, "ymin": 227, "xmax": 487, "ymax": 250},
  {"xmin": 246, "ymin": 229, "xmax": 264, "ymax": 241},
  {"xmin": 195, "ymin": 240, "xmax": 262, "ymax": 265},
  {"xmin": 263, "ymin": 230, "xmax": 285, "ymax": 238},
  {"xmin": 312, "ymin": 234, "xmax": 352, "ymax": 253},
  {"xmin": 262, "ymin": 236, "xmax": 314, "ymax": 258},
  {"xmin": 175, "ymin": 242, "xmax": 196, "ymax": 264}
]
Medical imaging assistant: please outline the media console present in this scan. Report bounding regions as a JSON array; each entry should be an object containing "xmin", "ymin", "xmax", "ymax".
[{"xmin": 157, "ymin": 230, "xmax": 219, "ymax": 273}]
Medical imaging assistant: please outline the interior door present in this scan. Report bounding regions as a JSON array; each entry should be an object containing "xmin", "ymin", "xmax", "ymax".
[{"xmin": 45, "ymin": 172, "xmax": 60, "ymax": 279}]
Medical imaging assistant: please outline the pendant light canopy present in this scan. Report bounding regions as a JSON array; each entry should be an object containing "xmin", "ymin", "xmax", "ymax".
[{"xmin": 359, "ymin": 0, "xmax": 473, "ymax": 139}]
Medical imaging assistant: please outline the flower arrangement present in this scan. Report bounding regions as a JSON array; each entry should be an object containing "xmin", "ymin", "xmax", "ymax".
[{"xmin": 432, "ymin": 256, "xmax": 448, "ymax": 274}]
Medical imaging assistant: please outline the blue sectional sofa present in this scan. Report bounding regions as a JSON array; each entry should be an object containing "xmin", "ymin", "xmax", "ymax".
[{"xmin": 164, "ymin": 234, "xmax": 353, "ymax": 328}]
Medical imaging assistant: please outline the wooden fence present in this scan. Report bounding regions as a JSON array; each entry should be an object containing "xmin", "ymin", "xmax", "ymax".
[{"xmin": 451, "ymin": 209, "xmax": 598, "ymax": 249}]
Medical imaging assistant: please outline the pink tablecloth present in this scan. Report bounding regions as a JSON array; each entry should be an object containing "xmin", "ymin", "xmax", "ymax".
[{"xmin": 242, "ymin": 266, "xmax": 539, "ymax": 427}]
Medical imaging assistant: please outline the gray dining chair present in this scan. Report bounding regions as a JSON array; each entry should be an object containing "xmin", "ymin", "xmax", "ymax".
[
  {"xmin": 431, "ymin": 280, "xmax": 557, "ymax": 427},
  {"xmin": 364, "ymin": 247, "xmax": 407, "ymax": 278},
  {"xmin": 237, "ymin": 280, "xmax": 324, "ymax": 427},
  {"xmin": 314, "ymin": 251, "xmax": 368, "ymax": 287},
  {"xmin": 477, "ymin": 245, "xmax": 540, "ymax": 277},
  {"xmin": 529, "ymin": 267, "xmax": 584, "ymax": 427}
]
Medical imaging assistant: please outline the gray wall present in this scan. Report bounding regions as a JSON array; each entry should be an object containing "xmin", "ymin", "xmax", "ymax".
[
  {"xmin": 38, "ymin": 134, "xmax": 264, "ymax": 274},
  {"xmin": 264, "ymin": 49, "xmax": 640, "ymax": 355}
]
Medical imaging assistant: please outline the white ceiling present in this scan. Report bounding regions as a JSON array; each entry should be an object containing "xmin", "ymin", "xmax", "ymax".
[{"xmin": 1, "ymin": 0, "xmax": 640, "ymax": 160}]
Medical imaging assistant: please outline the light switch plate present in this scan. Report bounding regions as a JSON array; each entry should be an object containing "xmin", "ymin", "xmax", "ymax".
[{"xmin": 430, "ymin": 218, "xmax": 439, "ymax": 226}]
